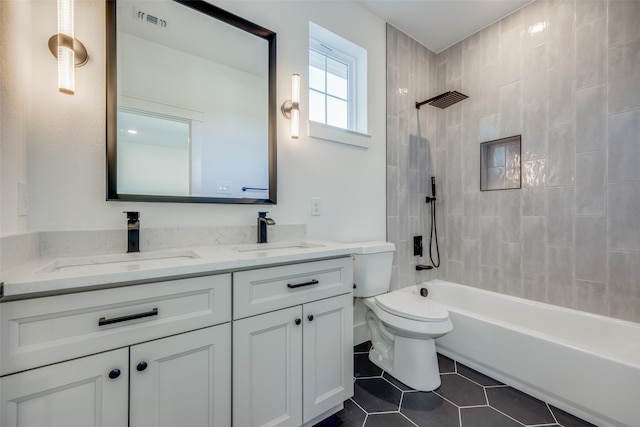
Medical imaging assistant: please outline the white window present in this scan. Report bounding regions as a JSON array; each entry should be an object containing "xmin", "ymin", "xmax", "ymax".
[
  {"xmin": 308, "ymin": 22, "xmax": 368, "ymax": 138},
  {"xmin": 309, "ymin": 46, "xmax": 352, "ymax": 129}
]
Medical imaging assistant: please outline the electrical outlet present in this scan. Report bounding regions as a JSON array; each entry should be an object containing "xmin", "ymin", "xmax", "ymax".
[
  {"xmin": 413, "ymin": 235, "xmax": 423, "ymax": 257},
  {"xmin": 311, "ymin": 198, "xmax": 321, "ymax": 216}
]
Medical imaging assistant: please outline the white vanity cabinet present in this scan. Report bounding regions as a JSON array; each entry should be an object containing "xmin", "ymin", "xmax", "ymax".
[
  {"xmin": 0, "ymin": 251, "xmax": 356, "ymax": 427},
  {"xmin": 0, "ymin": 348, "xmax": 130, "ymax": 427},
  {"xmin": 0, "ymin": 274, "xmax": 232, "ymax": 427},
  {"xmin": 232, "ymin": 257, "xmax": 354, "ymax": 427},
  {"xmin": 129, "ymin": 324, "xmax": 231, "ymax": 427}
]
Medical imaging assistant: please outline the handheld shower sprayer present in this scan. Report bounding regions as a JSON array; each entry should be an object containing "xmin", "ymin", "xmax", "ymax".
[
  {"xmin": 426, "ymin": 176, "xmax": 436, "ymax": 203},
  {"xmin": 431, "ymin": 176, "xmax": 436, "ymax": 199},
  {"xmin": 425, "ymin": 176, "xmax": 440, "ymax": 268}
]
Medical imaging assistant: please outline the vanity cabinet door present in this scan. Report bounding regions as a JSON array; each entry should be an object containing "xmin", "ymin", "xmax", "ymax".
[
  {"xmin": 0, "ymin": 348, "xmax": 128, "ymax": 427},
  {"xmin": 129, "ymin": 324, "xmax": 231, "ymax": 427},
  {"xmin": 302, "ymin": 294, "xmax": 354, "ymax": 424},
  {"xmin": 233, "ymin": 306, "xmax": 303, "ymax": 427}
]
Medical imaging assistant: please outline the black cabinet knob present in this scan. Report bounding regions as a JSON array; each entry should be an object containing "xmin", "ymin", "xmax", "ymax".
[
  {"xmin": 294, "ymin": 318, "xmax": 301, "ymax": 326},
  {"xmin": 108, "ymin": 369, "xmax": 121, "ymax": 379},
  {"xmin": 137, "ymin": 361, "xmax": 148, "ymax": 372},
  {"xmin": 307, "ymin": 315, "xmax": 314, "ymax": 321}
]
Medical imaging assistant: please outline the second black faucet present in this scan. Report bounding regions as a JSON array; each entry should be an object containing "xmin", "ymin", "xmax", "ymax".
[
  {"xmin": 257, "ymin": 212, "xmax": 275, "ymax": 243},
  {"xmin": 124, "ymin": 211, "xmax": 140, "ymax": 253}
]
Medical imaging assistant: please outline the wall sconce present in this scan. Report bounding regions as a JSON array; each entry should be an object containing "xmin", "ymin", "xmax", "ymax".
[
  {"xmin": 281, "ymin": 73, "xmax": 300, "ymax": 139},
  {"xmin": 48, "ymin": 0, "xmax": 88, "ymax": 95}
]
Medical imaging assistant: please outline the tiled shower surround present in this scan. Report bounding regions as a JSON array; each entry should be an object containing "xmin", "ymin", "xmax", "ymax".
[{"xmin": 386, "ymin": 0, "xmax": 640, "ymax": 322}]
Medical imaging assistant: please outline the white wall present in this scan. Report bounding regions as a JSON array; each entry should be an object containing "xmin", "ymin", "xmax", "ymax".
[
  {"xmin": 0, "ymin": 0, "xmax": 32, "ymax": 236},
  {"xmin": 0, "ymin": 0, "xmax": 387, "ymax": 244}
]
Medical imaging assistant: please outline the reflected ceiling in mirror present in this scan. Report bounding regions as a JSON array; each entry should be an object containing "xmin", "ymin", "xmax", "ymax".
[{"xmin": 106, "ymin": 0, "xmax": 277, "ymax": 204}]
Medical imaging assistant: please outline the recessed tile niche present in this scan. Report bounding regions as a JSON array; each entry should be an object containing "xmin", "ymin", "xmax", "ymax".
[{"xmin": 480, "ymin": 135, "xmax": 521, "ymax": 191}]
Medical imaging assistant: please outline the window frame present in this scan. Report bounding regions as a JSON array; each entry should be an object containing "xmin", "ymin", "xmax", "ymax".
[{"xmin": 308, "ymin": 39, "xmax": 356, "ymax": 130}]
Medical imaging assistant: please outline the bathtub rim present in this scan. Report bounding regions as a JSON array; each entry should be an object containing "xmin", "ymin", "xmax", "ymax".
[{"xmin": 421, "ymin": 279, "xmax": 640, "ymax": 370}]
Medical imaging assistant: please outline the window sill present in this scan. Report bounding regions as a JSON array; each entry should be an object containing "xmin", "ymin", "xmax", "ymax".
[{"xmin": 307, "ymin": 121, "xmax": 371, "ymax": 148}]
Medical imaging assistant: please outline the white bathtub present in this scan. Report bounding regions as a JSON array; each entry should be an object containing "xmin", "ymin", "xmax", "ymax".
[{"xmin": 422, "ymin": 280, "xmax": 640, "ymax": 427}]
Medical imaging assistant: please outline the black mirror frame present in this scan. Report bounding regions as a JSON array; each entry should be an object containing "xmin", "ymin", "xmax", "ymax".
[{"xmin": 106, "ymin": 0, "xmax": 277, "ymax": 204}]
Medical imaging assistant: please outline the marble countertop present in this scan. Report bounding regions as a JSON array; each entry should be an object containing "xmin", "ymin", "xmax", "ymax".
[{"xmin": 1, "ymin": 240, "xmax": 391, "ymax": 300}]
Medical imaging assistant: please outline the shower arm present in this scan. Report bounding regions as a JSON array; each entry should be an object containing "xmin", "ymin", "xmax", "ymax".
[{"xmin": 415, "ymin": 95, "xmax": 439, "ymax": 109}]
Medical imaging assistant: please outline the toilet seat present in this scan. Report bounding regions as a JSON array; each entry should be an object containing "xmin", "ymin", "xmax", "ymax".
[{"xmin": 375, "ymin": 291, "xmax": 449, "ymax": 322}]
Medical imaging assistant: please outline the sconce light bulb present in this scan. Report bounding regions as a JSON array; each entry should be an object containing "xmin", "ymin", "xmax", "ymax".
[
  {"xmin": 57, "ymin": 0, "xmax": 75, "ymax": 94},
  {"xmin": 280, "ymin": 73, "xmax": 301, "ymax": 139},
  {"xmin": 291, "ymin": 74, "xmax": 300, "ymax": 138},
  {"xmin": 291, "ymin": 108, "xmax": 299, "ymax": 139},
  {"xmin": 58, "ymin": 46, "xmax": 75, "ymax": 95},
  {"xmin": 58, "ymin": 0, "xmax": 74, "ymax": 37},
  {"xmin": 291, "ymin": 73, "xmax": 300, "ymax": 103}
]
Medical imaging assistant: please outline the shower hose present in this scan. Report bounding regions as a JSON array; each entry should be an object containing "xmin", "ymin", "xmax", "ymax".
[{"xmin": 429, "ymin": 198, "xmax": 440, "ymax": 268}]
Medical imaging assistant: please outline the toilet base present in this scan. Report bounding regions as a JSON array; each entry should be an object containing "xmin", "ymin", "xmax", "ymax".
[{"xmin": 368, "ymin": 335, "xmax": 441, "ymax": 391}]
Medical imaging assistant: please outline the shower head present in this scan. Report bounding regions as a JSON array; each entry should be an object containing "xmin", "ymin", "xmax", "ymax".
[{"xmin": 416, "ymin": 91, "xmax": 468, "ymax": 110}]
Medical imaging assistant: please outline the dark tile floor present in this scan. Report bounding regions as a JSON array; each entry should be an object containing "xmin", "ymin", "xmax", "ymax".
[{"xmin": 315, "ymin": 342, "xmax": 596, "ymax": 427}]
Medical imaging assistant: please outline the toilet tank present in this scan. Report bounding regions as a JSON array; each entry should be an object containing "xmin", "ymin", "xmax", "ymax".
[{"xmin": 352, "ymin": 242, "xmax": 395, "ymax": 297}]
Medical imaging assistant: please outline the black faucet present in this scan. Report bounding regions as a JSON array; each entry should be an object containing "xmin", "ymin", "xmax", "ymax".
[
  {"xmin": 257, "ymin": 211, "xmax": 275, "ymax": 243},
  {"xmin": 124, "ymin": 211, "xmax": 140, "ymax": 253}
]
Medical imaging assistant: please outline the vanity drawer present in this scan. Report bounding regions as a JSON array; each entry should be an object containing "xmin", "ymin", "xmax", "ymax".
[
  {"xmin": 233, "ymin": 257, "xmax": 353, "ymax": 319},
  {"xmin": 0, "ymin": 274, "xmax": 231, "ymax": 376}
]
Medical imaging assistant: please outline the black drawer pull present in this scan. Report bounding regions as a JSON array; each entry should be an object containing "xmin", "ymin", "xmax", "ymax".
[
  {"xmin": 99, "ymin": 308, "xmax": 158, "ymax": 326},
  {"xmin": 287, "ymin": 279, "xmax": 319, "ymax": 289}
]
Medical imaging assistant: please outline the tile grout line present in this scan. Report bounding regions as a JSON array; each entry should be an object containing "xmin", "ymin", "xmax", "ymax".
[
  {"xmin": 458, "ymin": 404, "xmax": 492, "ymax": 409},
  {"xmin": 354, "ymin": 374, "xmax": 384, "ymax": 380},
  {"xmin": 381, "ymin": 372, "xmax": 412, "ymax": 393},
  {"xmin": 432, "ymin": 388, "xmax": 464, "ymax": 409},
  {"xmin": 365, "ymin": 410, "xmax": 404, "ymax": 415},
  {"xmin": 527, "ymin": 423, "xmax": 562, "ymax": 427},
  {"xmin": 348, "ymin": 397, "xmax": 369, "ymax": 420},
  {"xmin": 398, "ymin": 411, "xmax": 420, "ymax": 427},
  {"xmin": 545, "ymin": 401, "xmax": 561, "ymax": 425},
  {"xmin": 398, "ymin": 389, "xmax": 405, "ymax": 412},
  {"xmin": 488, "ymin": 405, "xmax": 528, "ymax": 427},
  {"xmin": 483, "ymin": 384, "xmax": 490, "ymax": 410}
]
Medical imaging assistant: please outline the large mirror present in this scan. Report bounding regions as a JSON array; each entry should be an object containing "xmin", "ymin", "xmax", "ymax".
[{"xmin": 106, "ymin": 0, "xmax": 277, "ymax": 204}]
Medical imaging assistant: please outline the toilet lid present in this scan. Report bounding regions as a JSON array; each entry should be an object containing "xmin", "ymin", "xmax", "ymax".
[{"xmin": 375, "ymin": 292, "xmax": 449, "ymax": 322}]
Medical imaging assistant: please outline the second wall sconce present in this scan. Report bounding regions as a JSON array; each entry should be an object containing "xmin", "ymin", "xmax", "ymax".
[
  {"xmin": 48, "ymin": 0, "xmax": 88, "ymax": 95},
  {"xmin": 281, "ymin": 73, "xmax": 300, "ymax": 139}
]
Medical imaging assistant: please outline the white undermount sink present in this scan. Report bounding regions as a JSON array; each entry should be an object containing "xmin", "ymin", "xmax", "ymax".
[
  {"xmin": 38, "ymin": 249, "xmax": 201, "ymax": 273},
  {"xmin": 232, "ymin": 241, "xmax": 325, "ymax": 253}
]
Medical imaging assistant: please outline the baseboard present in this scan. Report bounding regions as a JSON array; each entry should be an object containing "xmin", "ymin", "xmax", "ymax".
[{"xmin": 353, "ymin": 322, "xmax": 369, "ymax": 346}]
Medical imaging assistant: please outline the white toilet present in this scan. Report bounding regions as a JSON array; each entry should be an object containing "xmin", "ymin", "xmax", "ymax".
[{"xmin": 353, "ymin": 242, "xmax": 453, "ymax": 391}]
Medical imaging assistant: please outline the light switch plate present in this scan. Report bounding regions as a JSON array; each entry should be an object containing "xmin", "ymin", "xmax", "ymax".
[{"xmin": 18, "ymin": 182, "xmax": 28, "ymax": 216}]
